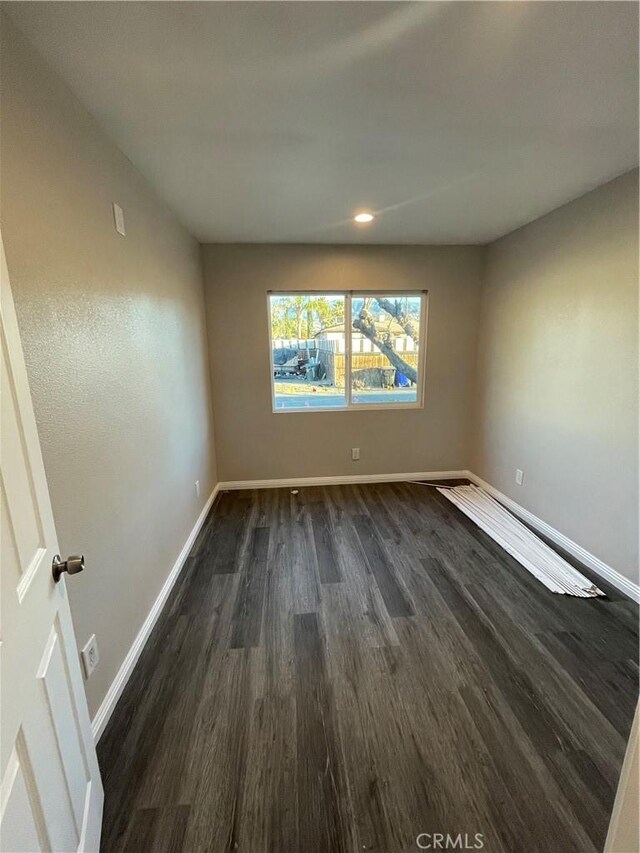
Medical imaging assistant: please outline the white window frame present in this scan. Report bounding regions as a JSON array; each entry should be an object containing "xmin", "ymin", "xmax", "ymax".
[{"xmin": 267, "ymin": 290, "xmax": 428, "ymax": 413}]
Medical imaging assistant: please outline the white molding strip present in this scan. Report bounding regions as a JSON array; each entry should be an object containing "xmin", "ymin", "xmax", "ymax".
[
  {"xmin": 465, "ymin": 471, "xmax": 640, "ymax": 603},
  {"xmin": 91, "ymin": 484, "xmax": 220, "ymax": 742},
  {"xmin": 218, "ymin": 470, "xmax": 467, "ymax": 491}
]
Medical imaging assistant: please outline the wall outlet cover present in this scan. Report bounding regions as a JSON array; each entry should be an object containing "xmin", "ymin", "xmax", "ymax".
[
  {"xmin": 81, "ymin": 634, "xmax": 99, "ymax": 679},
  {"xmin": 515, "ymin": 469, "xmax": 524, "ymax": 486},
  {"xmin": 351, "ymin": 447, "xmax": 360, "ymax": 461},
  {"xmin": 195, "ymin": 479, "xmax": 200, "ymax": 497}
]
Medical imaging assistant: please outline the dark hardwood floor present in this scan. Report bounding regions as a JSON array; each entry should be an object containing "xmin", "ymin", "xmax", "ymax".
[{"xmin": 98, "ymin": 482, "xmax": 639, "ymax": 853}]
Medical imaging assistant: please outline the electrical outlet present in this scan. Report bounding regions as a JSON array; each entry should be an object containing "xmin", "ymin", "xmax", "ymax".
[
  {"xmin": 351, "ymin": 447, "xmax": 360, "ymax": 461},
  {"xmin": 81, "ymin": 635, "xmax": 99, "ymax": 679},
  {"xmin": 195, "ymin": 479, "xmax": 200, "ymax": 498},
  {"xmin": 515, "ymin": 469, "xmax": 524, "ymax": 486}
]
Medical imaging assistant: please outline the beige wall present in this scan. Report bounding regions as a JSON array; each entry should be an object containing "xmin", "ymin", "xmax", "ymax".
[
  {"xmin": 0, "ymin": 15, "xmax": 217, "ymax": 717},
  {"xmin": 473, "ymin": 171, "xmax": 639, "ymax": 584},
  {"xmin": 202, "ymin": 244, "xmax": 483, "ymax": 482}
]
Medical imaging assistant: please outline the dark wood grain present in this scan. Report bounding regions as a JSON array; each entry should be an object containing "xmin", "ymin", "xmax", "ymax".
[
  {"xmin": 309, "ymin": 502, "xmax": 342, "ymax": 583},
  {"xmin": 98, "ymin": 483, "xmax": 639, "ymax": 853},
  {"xmin": 121, "ymin": 806, "xmax": 190, "ymax": 853},
  {"xmin": 352, "ymin": 513, "xmax": 414, "ymax": 617},
  {"xmin": 294, "ymin": 612, "xmax": 354, "ymax": 853},
  {"xmin": 230, "ymin": 526, "xmax": 270, "ymax": 648}
]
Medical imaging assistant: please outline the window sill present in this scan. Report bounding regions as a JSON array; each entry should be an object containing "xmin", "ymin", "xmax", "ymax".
[{"xmin": 271, "ymin": 402, "xmax": 425, "ymax": 413}]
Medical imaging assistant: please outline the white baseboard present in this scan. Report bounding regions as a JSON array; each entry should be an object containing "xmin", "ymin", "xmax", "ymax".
[
  {"xmin": 465, "ymin": 471, "xmax": 640, "ymax": 603},
  {"xmin": 218, "ymin": 470, "xmax": 467, "ymax": 491},
  {"xmin": 91, "ymin": 484, "xmax": 220, "ymax": 742}
]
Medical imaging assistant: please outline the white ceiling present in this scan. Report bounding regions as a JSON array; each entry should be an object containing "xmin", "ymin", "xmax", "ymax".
[{"xmin": 6, "ymin": 1, "xmax": 639, "ymax": 244}]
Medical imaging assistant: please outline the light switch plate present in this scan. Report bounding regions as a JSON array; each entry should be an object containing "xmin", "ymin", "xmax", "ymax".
[
  {"xmin": 112, "ymin": 202, "xmax": 126, "ymax": 236},
  {"xmin": 81, "ymin": 634, "xmax": 99, "ymax": 679}
]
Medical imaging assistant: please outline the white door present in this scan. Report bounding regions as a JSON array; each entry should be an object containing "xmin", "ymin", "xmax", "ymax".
[{"xmin": 0, "ymin": 234, "xmax": 103, "ymax": 852}]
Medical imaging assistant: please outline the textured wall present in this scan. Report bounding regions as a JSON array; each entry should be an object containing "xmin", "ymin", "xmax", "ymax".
[
  {"xmin": 0, "ymin": 16, "xmax": 217, "ymax": 717},
  {"xmin": 202, "ymin": 243, "xmax": 483, "ymax": 482},
  {"xmin": 473, "ymin": 171, "xmax": 639, "ymax": 583}
]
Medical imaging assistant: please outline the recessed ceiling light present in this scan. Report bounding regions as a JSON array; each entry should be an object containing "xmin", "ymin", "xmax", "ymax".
[{"xmin": 354, "ymin": 212, "xmax": 374, "ymax": 223}]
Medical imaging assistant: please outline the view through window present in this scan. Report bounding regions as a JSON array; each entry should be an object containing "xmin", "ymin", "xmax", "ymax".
[{"xmin": 269, "ymin": 292, "xmax": 425, "ymax": 411}]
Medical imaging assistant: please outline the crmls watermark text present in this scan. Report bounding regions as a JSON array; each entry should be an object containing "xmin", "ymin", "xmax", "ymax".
[{"xmin": 416, "ymin": 832, "xmax": 484, "ymax": 850}]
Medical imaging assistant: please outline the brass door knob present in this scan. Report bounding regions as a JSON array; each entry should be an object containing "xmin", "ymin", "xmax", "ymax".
[{"xmin": 52, "ymin": 554, "xmax": 85, "ymax": 583}]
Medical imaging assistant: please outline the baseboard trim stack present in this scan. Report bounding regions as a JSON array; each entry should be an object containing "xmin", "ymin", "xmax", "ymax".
[
  {"xmin": 91, "ymin": 484, "xmax": 220, "ymax": 742},
  {"xmin": 465, "ymin": 471, "xmax": 640, "ymax": 604},
  {"xmin": 439, "ymin": 483, "xmax": 605, "ymax": 597},
  {"xmin": 217, "ymin": 470, "xmax": 467, "ymax": 491}
]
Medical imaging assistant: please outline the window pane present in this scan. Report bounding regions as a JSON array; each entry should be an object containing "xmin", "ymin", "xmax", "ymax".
[
  {"xmin": 351, "ymin": 295, "xmax": 422, "ymax": 405},
  {"xmin": 270, "ymin": 294, "xmax": 346, "ymax": 410}
]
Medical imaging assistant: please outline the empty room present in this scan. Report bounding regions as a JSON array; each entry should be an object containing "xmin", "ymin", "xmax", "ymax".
[{"xmin": 1, "ymin": 2, "xmax": 638, "ymax": 852}]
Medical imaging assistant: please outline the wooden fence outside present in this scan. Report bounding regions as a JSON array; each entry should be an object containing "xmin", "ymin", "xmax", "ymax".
[
  {"xmin": 319, "ymin": 351, "xmax": 418, "ymax": 389},
  {"xmin": 272, "ymin": 338, "xmax": 322, "ymax": 351},
  {"xmin": 272, "ymin": 337, "xmax": 414, "ymax": 354},
  {"xmin": 272, "ymin": 338, "xmax": 417, "ymax": 388}
]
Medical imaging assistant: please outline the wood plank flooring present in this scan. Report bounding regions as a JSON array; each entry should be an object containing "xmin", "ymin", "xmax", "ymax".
[{"xmin": 98, "ymin": 482, "xmax": 639, "ymax": 853}]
